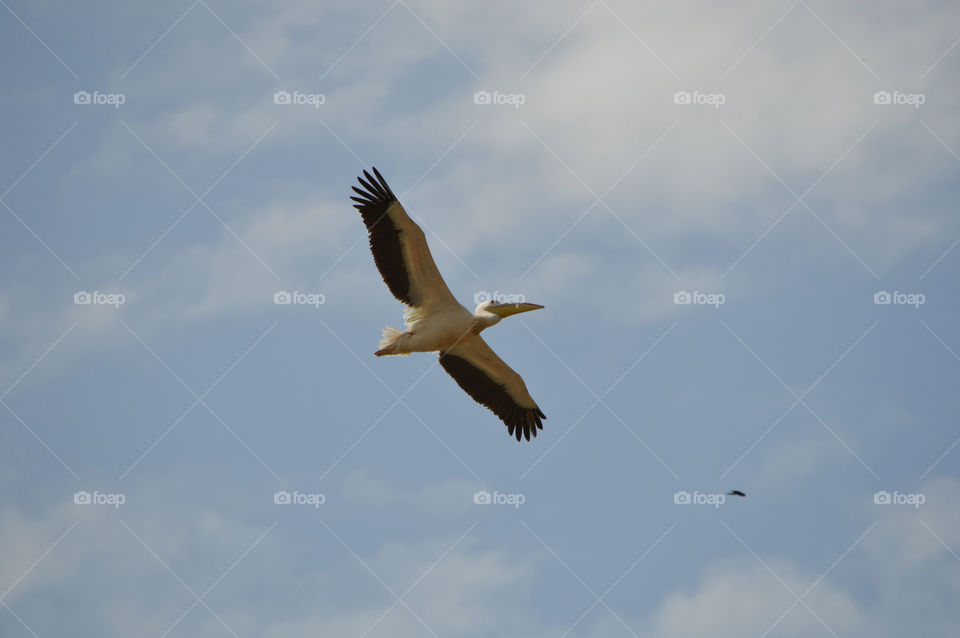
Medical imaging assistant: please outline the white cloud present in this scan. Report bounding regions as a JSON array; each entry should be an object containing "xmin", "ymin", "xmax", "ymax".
[{"xmin": 652, "ymin": 559, "xmax": 862, "ymax": 638}]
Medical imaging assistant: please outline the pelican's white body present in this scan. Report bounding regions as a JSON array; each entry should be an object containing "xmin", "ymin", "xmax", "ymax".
[{"xmin": 377, "ymin": 303, "xmax": 501, "ymax": 356}]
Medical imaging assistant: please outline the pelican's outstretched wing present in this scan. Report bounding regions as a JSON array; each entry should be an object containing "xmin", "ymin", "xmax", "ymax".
[
  {"xmin": 350, "ymin": 168, "xmax": 458, "ymax": 311},
  {"xmin": 439, "ymin": 335, "xmax": 545, "ymax": 441}
]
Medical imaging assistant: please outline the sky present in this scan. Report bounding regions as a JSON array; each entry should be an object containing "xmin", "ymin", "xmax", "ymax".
[{"xmin": 1, "ymin": 1, "xmax": 959, "ymax": 636}]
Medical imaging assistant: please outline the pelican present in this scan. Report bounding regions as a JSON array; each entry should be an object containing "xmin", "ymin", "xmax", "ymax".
[{"xmin": 350, "ymin": 168, "xmax": 546, "ymax": 441}]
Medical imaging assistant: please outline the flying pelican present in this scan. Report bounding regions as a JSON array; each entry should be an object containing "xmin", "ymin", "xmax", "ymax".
[{"xmin": 350, "ymin": 168, "xmax": 546, "ymax": 441}]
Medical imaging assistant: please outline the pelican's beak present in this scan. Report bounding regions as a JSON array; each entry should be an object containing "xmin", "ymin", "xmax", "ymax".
[{"xmin": 488, "ymin": 302, "xmax": 544, "ymax": 318}]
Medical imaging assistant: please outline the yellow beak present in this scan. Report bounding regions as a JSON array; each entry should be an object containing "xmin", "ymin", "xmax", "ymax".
[{"xmin": 488, "ymin": 302, "xmax": 545, "ymax": 318}]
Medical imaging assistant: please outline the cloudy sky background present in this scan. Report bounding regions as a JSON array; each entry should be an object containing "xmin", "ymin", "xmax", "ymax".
[{"xmin": 2, "ymin": 1, "xmax": 959, "ymax": 636}]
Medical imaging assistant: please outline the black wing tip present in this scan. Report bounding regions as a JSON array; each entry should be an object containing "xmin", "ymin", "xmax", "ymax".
[
  {"xmin": 509, "ymin": 407, "xmax": 545, "ymax": 442},
  {"xmin": 369, "ymin": 166, "xmax": 394, "ymax": 196},
  {"xmin": 354, "ymin": 166, "xmax": 396, "ymax": 205}
]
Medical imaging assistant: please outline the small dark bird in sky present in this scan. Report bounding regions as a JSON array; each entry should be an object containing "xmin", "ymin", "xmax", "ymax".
[{"xmin": 727, "ymin": 490, "xmax": 746, "ymax": 497}]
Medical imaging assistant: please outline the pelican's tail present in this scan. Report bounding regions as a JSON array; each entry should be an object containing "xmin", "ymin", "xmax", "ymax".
[{"xmin": 375, "ymin": 326, "xmax": 408, "ymax": 356}]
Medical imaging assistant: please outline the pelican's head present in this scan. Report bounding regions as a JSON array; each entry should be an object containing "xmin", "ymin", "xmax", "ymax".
[{"xmin": 475, "ymin": 300, "xmax": 544, "ymax": 326}]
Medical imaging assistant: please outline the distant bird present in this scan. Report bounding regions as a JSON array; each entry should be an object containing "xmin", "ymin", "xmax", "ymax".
[
  {"xmin": 727, "ymin": 490, "xmax": 746, "ymax": 497},
  {"xmin": 350, "ymin": 168, "xmax": 546, "ymax": 441}
]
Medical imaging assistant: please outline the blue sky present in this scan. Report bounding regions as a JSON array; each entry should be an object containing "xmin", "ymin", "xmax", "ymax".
[{"xmin": 1, "ymin": 1, "xmax": 959, "ymax": 636}]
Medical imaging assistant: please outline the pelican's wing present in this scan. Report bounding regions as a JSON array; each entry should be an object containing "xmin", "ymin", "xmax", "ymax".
[
  {"xmin": 350, "ymin": 168, "xmax": 458, "ymax": 311},
  {"xmin": 439, "ymin": 335, "xmax": 545, "ymax": 441}
]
